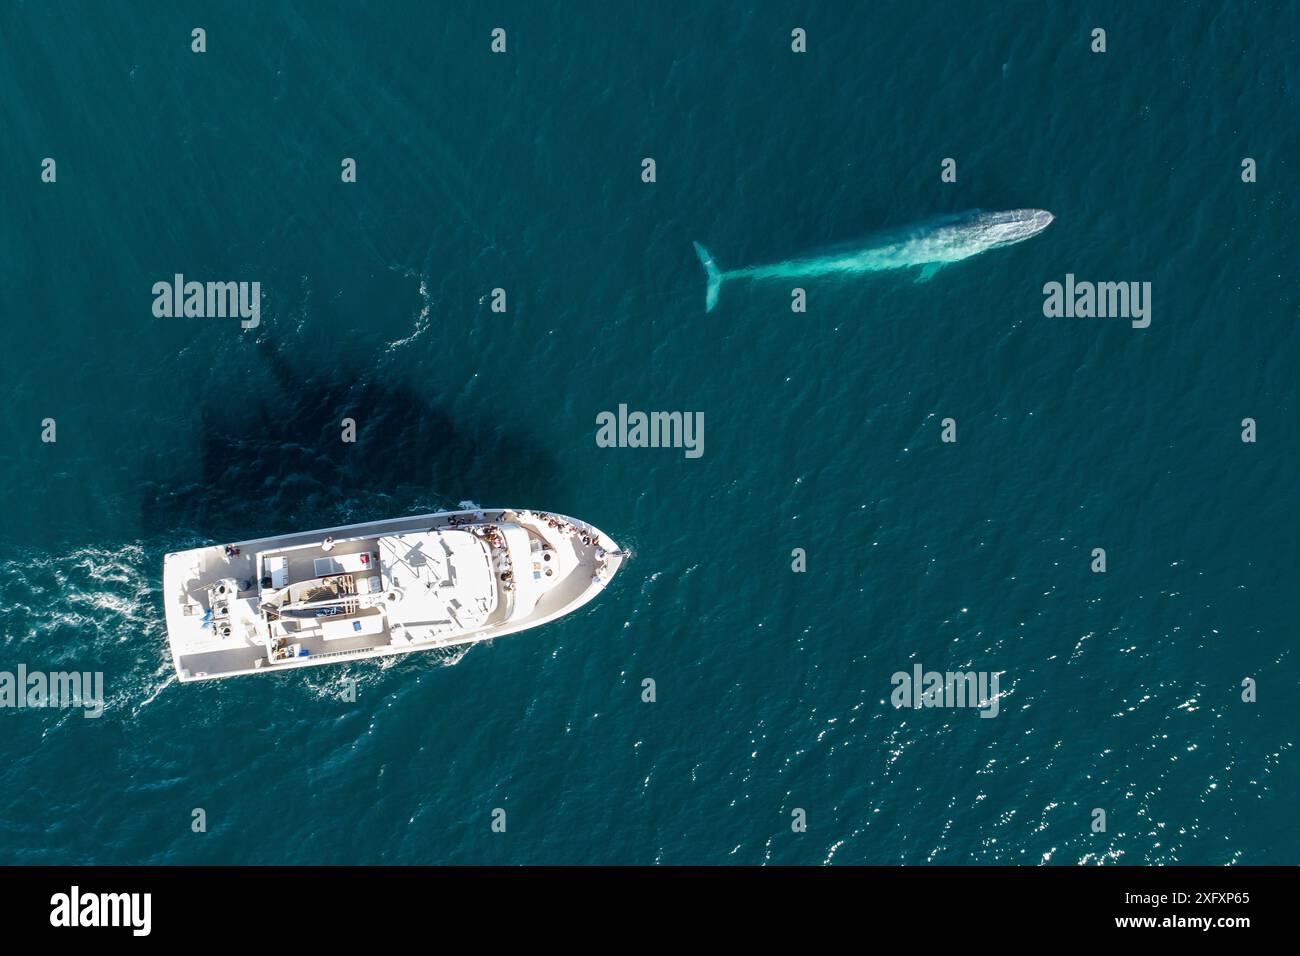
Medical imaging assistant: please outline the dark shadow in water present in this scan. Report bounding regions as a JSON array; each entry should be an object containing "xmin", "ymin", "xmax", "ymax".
[{"xmin": 139, "ymin": 343, "xmax": 560, "ymax": 542}]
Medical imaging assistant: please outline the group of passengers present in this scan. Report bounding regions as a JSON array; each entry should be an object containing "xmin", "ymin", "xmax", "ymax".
[
  {"xmin": 450, "ymin": 509, "xmax": 623, "ymax": 591},
  {"xmin": 529, "ymin": 512, "xmax": 623, "ymax": 585},
  {"xmin": 468, "ymin": 524, "xmax": 515, "ymax": 593},
  {"xmin": 444, "ymin": 509, "xmax": 487, "ymax": 528},
  {"xmin": 535, "ymin": 512, "xmax": 598, "ymax": 545}
]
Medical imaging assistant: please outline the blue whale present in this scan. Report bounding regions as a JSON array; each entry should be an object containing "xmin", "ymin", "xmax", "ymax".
[{"xmin": 693, "ymin": 208, "xmax": 1054, "ymax": 311}]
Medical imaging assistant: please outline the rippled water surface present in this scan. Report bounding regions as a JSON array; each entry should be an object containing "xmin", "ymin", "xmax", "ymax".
[{"xmin": 0, "ymin": 1, "xmax": 1296, "ymax": 864}]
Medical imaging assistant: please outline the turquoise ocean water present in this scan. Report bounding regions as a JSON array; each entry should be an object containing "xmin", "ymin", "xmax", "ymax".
[{"xmin": 0, "ymin": 1, "xmax": 1296, "ymax": 864}]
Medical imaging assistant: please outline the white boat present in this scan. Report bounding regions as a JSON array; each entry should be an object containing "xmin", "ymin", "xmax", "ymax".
[{"xmin": 162, "ymin": 508, "xmax": 626, "ymax": 681}]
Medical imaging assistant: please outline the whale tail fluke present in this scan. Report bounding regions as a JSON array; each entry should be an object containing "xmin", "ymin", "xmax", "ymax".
[{"xmin": 693, "ymin": 241, "xmax": 723, "ymax": 312}]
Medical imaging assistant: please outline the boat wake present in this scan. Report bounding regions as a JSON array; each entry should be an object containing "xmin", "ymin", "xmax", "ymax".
[{"xmin": 0, "ymin": 541, "xmax": 175, "ymax": 721}]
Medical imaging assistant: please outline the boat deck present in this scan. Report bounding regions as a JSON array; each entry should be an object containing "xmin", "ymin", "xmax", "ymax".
[{"xmin": 163, "ymin": 509, "xmax": 624, "ymax": 681}]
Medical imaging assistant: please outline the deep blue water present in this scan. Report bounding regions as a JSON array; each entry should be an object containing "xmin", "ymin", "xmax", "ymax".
[{"xmin": 0, "ymin": 1, "xmax": 1296, "ymax": 864}]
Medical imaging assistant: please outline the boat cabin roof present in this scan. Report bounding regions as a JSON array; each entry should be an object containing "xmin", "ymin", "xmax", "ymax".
[{"xmin": 378, "ymin": 530, "xmax": 498, "ymax": 636}]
